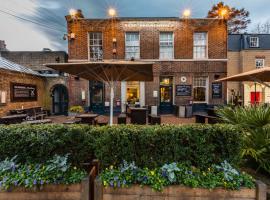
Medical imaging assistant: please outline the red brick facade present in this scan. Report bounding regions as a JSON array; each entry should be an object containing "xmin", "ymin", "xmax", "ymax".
[{"xmin": 66, "ymin": 17, "xmax": 228, "ymax": 112}]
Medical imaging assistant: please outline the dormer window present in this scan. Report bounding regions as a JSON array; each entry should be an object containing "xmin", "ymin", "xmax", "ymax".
[{"xmin": 250, "ymin": 37, "xmax": 259, "ymax": 48}]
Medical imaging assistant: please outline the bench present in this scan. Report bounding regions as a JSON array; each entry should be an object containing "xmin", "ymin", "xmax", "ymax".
[
  {"xmin": 64, "ymin": 119, "xmax": 82, "ymax": 124},
  {"xmin": 22, "ymin": 119, "xmax": 52, "ymax": 125},
  {"xmin": 118, "ymin": 114, "xmax": 127, "ymax": 124},
  {"xmin": 194, "ymin": 114, "xmax": 219, "ymax": 124},
  {"xmin": 148, "ymin": 114, "xmax": 161, "ymax": 125}
]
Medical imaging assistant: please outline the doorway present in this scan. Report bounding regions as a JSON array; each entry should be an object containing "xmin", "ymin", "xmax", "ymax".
[
  {"xmin": 52, "ymin": 84, "xmax": 69, "ymax": 115},
  {"xmin": 160, "ymin": 77, "xmax": 173, "ymax": 114},
  {"xmin": 89, "ymin": 81, "xmax": 104, "ymax": 114}
]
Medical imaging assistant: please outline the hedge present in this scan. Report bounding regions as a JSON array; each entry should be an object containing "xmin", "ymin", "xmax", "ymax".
[{"xmin": 0, "ymin": 124, "xmax": 243, "ymax": 169}]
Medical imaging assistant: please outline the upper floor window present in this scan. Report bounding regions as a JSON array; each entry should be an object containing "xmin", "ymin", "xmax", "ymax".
[
  {"xmin": 193, "ymin": 32, "xmax": 207, "ymax": 59},
  {"xmin": 89, "ymin": 32, "xmax": 103, "ymax": 61},
  {"xmin": 125, "ymin": 32, "xmax": 140, "ymax": 60},
  {"xmin": 159, "ymin": 32, "xmax": 174, "ymax": 59},
  {"xmin": 250, "ymin": 37, "xmax": 259, "ymax": 48},
  {"xmin": 255, "ymin": 59, "xmax": 265, "ymax": 68}
]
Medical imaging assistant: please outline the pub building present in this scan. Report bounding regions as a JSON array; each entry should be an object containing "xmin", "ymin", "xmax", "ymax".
[{"xmin": 64, "ymin": 11, "xmax": 227, "ymax": 114}]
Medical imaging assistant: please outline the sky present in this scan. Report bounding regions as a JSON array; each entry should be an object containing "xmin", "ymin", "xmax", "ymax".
[{"xmin": 0, "ymin": 0, "xmax": 269, "ymax": 51}]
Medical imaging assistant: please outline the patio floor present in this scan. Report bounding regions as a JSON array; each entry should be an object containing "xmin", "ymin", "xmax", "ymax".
[{"xmin": 47, "ymin": 114, "xmax": 195, "ymax": 125}]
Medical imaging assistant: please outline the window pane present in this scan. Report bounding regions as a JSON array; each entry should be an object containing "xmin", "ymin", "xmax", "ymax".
[
  {"xmin": 89, "ymin": 32, "xmax": 103, "ymax": 61},
  {"xmin": 193, "ymin": 87, "xmax": 206, "ymax": 101},
  {"xmin": 160, "ymin": 32, "xmax": 174, "ymax": 59},
  {"xmin": 125, "ymin": 32, "xmax": 140, "ymax": 59},
  {"xmin": 193, "ymin": 32, "xmax": 207, "ymax": 59}
]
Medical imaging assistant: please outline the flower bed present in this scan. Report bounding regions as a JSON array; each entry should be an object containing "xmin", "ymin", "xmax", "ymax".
[
  {"xmin": 0, "ymin": 155, "xmax": 89, "ymax": 200},
  {"xmin": 96, "ymin": 161, "xmax": 267, "ymax": 200}
]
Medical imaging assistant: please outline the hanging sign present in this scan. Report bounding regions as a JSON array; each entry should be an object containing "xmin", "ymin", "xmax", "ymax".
[
  {"xmin": 10, "ymin": 83, "xmax": 37, "ymax": 102},
  {"xmin": 176, "ymin": 85, "xmax": 192, "ymax": 96},
  {"xmin": 212, "ymin": 83, "xmax": 222, "ymax": 99}
]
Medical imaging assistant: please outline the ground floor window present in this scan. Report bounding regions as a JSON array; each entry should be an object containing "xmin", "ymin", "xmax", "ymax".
[
  {"xmin": 193, "ymin": 77, "xmax": 208, "ymax": 102},
  {"xmin": 126, "ymin": 81, "xmax": 140, "ymax": 105}
]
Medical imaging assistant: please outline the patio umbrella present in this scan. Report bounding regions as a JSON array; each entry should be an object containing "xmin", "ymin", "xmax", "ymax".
[
  {"xmin": 215, "ymin": 67, "xmax": 270, "ymax": 84},
  {"xmin": 46, "ymin": 60, "xmax": 153, "ymax": 125}
]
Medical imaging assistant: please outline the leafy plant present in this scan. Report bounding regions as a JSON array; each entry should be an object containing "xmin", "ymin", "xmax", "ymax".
[
  {"xmin": 217, "ymin": 105, "xmax": 270, "ymax": 174},
  {"xmin": 100, "ymin": 161, "xmax": 255, "ymax": 191},
  {"xmin": 0, "ymin": 155, "xmax": 87, "ymax": 190},
  {"xmin": 69, "ymin": 106, "xmax": 84, "ymax": 113}
]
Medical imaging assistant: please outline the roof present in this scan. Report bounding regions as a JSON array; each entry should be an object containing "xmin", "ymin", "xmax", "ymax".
[
  {"xmin": 229, "ymin": 34, "xmax": 270, "ymax": 51},
  {"xmin": 0, "ymin": 56, "xmax": 41, "ymax": 76}
]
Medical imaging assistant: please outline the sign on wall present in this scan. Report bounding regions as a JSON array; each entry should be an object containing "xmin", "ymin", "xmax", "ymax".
[
  {"xmin": 10, "ymin": 83, "xmax": 37, "ymax": 102},
  {"xmin": 212, "ymin": 83, "xmax": 222, "ymax": 99},
  {"xmin": 176, "ymin": 85, "xmax": 192, "ymax": 96}
]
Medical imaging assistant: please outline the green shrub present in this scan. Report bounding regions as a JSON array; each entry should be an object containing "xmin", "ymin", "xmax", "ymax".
[
  {"xmin": 92, "ymin": 124, "xmax": 243, "ymax": 169},
  {"xmin": 0, "ymin": 124, "xmax": 95, "ymax": 166},
  {"xmin": 0, "ymin": 124, "xmax": 243, "ymax": 169}
]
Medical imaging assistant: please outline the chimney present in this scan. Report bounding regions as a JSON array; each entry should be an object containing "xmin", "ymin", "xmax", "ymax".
[{"xmin": 66, "ymin": 9, "xmax": 84, "ymax": 22}]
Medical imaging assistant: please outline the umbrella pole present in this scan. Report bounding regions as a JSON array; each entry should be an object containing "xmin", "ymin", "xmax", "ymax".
[{"xmin": 109, "ymin": 84, "xmax": 114, "ymax": 126}]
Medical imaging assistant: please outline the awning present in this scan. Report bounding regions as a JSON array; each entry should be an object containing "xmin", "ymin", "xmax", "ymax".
[
  {"xmin": 215, "ymin": 67, "xmax": 270, "ymax": 82},
  {"xmin": 46, "ymin": 60, "xmax": 154, "ymax": 82}
]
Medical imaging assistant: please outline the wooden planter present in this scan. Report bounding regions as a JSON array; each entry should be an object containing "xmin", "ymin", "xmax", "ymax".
[
  {"xmin": 0, "ymin": 177, "xmax": 89, "ymax": 200},
  {"xmin": 94, "ymin": 179, "xmax": 267, "ymax": 200}
]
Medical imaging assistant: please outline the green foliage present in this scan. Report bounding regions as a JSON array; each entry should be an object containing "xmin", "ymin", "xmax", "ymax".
[
  {"xmin": 69, "ymin": 106, "xmax": 84, "ymax": 113},
  {"xmin": 217, "ymin": 106, "xmax": 270, "ymax": 174},
  {"xmin": 100, "ymin": 161, "xmax": 255, "ymax": 191},
  {"xmin": 0, "ymin": 155, "xmax": 87, "ymax": 190},
  {"xmin": 0, "ymin": 124, "xmax": 243, "ymax": 169},
  {"xmin": 0, "ymin": 124, "xmax": 95, "ymax": 166},
  {"xmin": 93, "ymin": 124, "xmax": 243, "ymax": 169}
]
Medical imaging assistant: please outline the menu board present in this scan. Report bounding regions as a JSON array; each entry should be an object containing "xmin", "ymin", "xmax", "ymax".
[
  {"xmin": 212, "ymin": 83, "xmax": 222, "ymax": 99},
  {"xmin": 176, "ymin": 85, "xmax": 192, "ymax": 96},
  {"xmin": 11, "ymin": 83, "xmax": 37, "ymax": 102}
]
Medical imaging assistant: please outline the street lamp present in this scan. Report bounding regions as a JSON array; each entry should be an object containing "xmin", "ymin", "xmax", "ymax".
[
  {"xmin": 108, "ymin": 8, "xmax": 117, "ymax": 17},
  {"xmin": 183, "ymin": 9, "xmax": 191, "ymax": 18}
]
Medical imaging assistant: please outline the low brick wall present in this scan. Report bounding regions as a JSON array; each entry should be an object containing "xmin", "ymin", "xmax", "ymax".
[
  {"xmin": 0, "ymin": 177, "xmax": 89, "ymax": 200},
  {"xmin": 95, "ymin": 179, "xmax": 267, "ymax": 200}
]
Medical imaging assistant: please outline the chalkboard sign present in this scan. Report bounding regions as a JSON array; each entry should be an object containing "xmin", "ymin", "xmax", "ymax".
[
  {"xmin": 212, "ymin": 83, "xmax": 222, "ymax": 99},
  {"xmin": 176, "ymin": 85, "xmax": 192, "ymax": 96},
  {"xmin": 10, "ymin": 83, "xmax": 37, "ymax": 102}
]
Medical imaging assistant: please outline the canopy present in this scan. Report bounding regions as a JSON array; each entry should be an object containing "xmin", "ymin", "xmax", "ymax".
[
  {"xmin": 215, "ymin": 67, "xmax": 270, "ymax": 82},
  {"xmin": 46, "ymin": 60, "xmax": 154, "ymax": 125}
]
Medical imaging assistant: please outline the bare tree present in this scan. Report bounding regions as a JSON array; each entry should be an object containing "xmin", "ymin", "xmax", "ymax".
[{"xmin": 253, "ymin": 20, "xmax": 270, "ymax": 33}]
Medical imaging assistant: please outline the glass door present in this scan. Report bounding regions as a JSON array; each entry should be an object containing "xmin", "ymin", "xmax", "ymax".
[
  {"xmin": 160, "ymin": 77, "xmax": 173, "ymax": 114},
  {"xmin": 90, "ymin": 81, "xmax": 104, "ymax": 114}
]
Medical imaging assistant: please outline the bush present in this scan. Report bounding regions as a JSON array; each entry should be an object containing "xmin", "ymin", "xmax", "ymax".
[
  {"xmin": 92, "ymin": 124, "xmax": 243, "ymax": 169},
  {"xmin": 0, "ymin": 124, "xmax": 95, "ymax": 166},
  {"xmin": 0, "ymin": 124, "xmax": 243, "ymax": 169}
]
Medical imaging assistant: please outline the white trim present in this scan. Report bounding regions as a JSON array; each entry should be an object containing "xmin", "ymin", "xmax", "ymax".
[
  {"xmin": 139, "ymin": 82, "xmax": 145, "ymax": 107},
  {"xmin": 121, "ymin": 81, "xmax": 127, "ymax": 112},
  {"xmin": 68, "ymin": 58, "xmax": 228, "ymax": 62}
]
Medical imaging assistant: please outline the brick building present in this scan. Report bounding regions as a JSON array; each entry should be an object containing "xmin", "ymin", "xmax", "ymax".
[
  {"xmin": 228, "ymin": 34, "xmax": 270, "ymax": 105},
  {"xmin": 0, "ymin": 49, "xmax": 80, "ymax": 115},
  {"xmin": 65, "ymin": 15, "xmax": 228, "ymax": 113}
]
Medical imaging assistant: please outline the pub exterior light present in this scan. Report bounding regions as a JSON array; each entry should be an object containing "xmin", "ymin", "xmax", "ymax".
[
  {"xmin": 183, "ymin": 9, "xmax": 191, "ymax": 18},
  {"xmin": 69, "ymin": 9, "xmax": 77, "ymax": 17},
  {"xmin": 108, "ymin": 8, "xmax": 116, "ymax": 17},
  {"xmin": 219, "ymin": 8, "xmax": 228, "ymax": 19}
]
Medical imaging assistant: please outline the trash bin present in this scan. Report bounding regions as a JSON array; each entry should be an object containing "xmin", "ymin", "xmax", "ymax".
[{"xmin": 178, "ymin": 105, "xmax": 193, "ymax": 118}]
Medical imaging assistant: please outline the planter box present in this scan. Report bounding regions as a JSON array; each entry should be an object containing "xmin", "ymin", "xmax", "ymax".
[
  {"xmin": 0, "ymin": 177, "xmax": 89, "ymax": 200},
  {"xmin": 94, "ymin": 179, "xmax": 267, "ymax": 200}
]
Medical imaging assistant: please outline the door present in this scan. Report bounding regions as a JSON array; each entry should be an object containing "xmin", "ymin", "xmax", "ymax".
[
  {"xmin": 52, "ymin": 85, "xmax": 69, "ymax": 115},
  {"xmin": 90, "ymin": 81, "xmax": 104, "ymax": 114},
  {"xmin": 160, "ymin": 77, "xmax": 173, "ymax": 114}
]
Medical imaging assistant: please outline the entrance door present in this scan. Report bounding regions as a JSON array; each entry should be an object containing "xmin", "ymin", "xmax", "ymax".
[
  {"xmin": 160, "ymin": 77, "xmax": 173, "ymax": 114},
  {"xmin": 90, "ymin": 81, "xmax": 104, "ymax": 114},
  {"xmin": 52, "ymin": 85, "xmax": 69, "ymax": 115}
]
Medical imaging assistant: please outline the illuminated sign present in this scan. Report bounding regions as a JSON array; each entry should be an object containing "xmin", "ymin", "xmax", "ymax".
[{"xmin": 121, "ymin": 21, "xmax": 180, "ymax": 28}]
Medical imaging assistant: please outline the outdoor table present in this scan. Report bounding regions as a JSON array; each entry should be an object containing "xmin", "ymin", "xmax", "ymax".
[
  {"xmin": 0, "ymin": 114, "xmax": 27, "ymax": 125},
  {"xmin": 206, "ymin": 108, "xmax": 217, "ymax": 117},
  {"xmin": 22, "ymin": 119, "xmax": 52, "ymax": 125},
  {"xmin": 148, "ymin": 114, "xmax": 161, "ymax": 125},
  {"xmin": 130, "ymin": 107, "xmax": 147, "ymax": 125},
  {"xmin": 75, "ymin": 114, "xmax": 99, "ymax": 125}
]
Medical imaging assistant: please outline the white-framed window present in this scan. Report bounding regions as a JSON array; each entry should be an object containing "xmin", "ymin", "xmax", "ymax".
[
  {"xmin": 193, "ymin": 77, "xmax": 208, "ymax": 103},
  {"xmin": 193, "ymin": 32, "xmax": 208, "ymax": 59},
  {"xmin": 89, "ymin": 32, "xmax": 103, "ymax": 61},
  {"xmin": 255, "ymin": 59, "xmax": 265, "ymax": 68},
  {"xmin": 250, "ymin": 37, "xmax": 259, "ymax": 48},
  {"xmin": 159, "ymin": 32, "xmax": 174, "ymax": 59},
  {"xmin": 125, "ymin": 32, "xmax": 140, "ymax": 60}
]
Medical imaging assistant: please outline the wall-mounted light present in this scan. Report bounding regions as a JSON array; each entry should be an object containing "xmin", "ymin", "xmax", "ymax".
[
  {"xmin": 63, "ymin": 33, "xmax": 75, "ymax": 41},
  {"xmin": 112, "ymin": 49, "xmax": 117, "ymax": 54},
  {"xmin": 0, "ymin": 91, "xmax": 7, "ymax": 104},
  {"xmin": 112, "ymin": 38, "xmax": 117, "ymax": 43},
  {"xmin": 182, "ymin": 9, "xmax": 191, "ymax": 18},
  {"xmin": 108, "ymin": 8, "xmax": 117, "ymax": 18}
]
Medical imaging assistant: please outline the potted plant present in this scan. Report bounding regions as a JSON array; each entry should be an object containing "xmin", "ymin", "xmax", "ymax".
[{"xmin": 69, "ymin": 105, "xmax": 84, "ymax": 116}]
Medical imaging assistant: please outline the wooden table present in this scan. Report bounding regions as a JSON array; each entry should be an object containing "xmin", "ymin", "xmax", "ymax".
[
  {"xmin": 0, "ymin": 114, "xmax": 27, "ymax": 125},
  {"xmin": 130, "ymin": 108, "xmax": 147, "ymax": 125},
  {"xmin": 76, "ymin": 114, "xmax": 99, "ymax": 125},
  {"xmin": 22, "ymin": 119, "xmax": 52, "ymax": 125}
]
